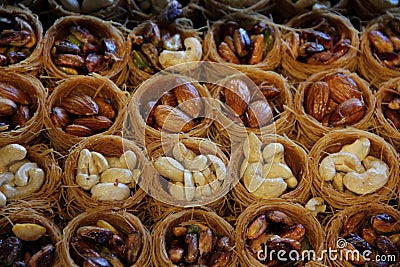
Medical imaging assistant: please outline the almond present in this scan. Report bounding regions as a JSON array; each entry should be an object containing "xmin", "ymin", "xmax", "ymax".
[
  {"xmin": 0, "ymin": 82, "xmax": 31, "ymax": 105},
  {"xmin": 145, "ymin": 101, "xmax": 157, "ymax": 126},
  {"xmin": 384, "ymin": 109, "xmax": 400, "ymax": 129},
  {"xmin": 154, "ymin": 105, "xmax": 197, "ymax": 133},
  {"xmin": 0, "ymin": 97, "xmax": 17, "ymax": 117},
  {"xmin": 244, "ymin": 100, "xmax": 273, "ymax": 128},
  {"xmin": 304, "ymin": 82, "xmax": 330, "ymax": 122},
  {"xmin": 50, "ymin": 107, "xmax": 71, "ymax": 128},
  {"xmin": 73, "ymin": 115, "xmax": 113, "ymax": 131},
  {"xmin": 329, "ymin": 98, "xmax": 365, "ymax": 127},
  {"xmin": 161, "ymin": 90, "xmax": 178, "ymax": 107},
  {"xmin": 94, "ymin": 97, "xmax": 116, "ymax": 120},
  {"xmin": 324, "ymin": 73, "xmax": 362, "ymax": 103},
  {"xmin": 65, "ymin": 124, "xmax": 93, "ymax": 137},
  {"xmin": 259, "ymin": 83, "xmax": 280, "ymax": 101},
  {"xmin": 11, "ymin": 105, "xmax": 30, "ymax": 128},
  {"xmin": 223, "ymin": 79, "xmax": 251, "ymax": 116},
  {"xmin": 61, "ymin": 94, "xmax": 99, "ymax": 116},
  {"xmin": 174, "ymin": 78, "xmax": 203, "ymax": 118}
]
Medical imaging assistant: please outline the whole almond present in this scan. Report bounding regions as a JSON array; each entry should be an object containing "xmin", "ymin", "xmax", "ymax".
[
  {"xmin": 145, "ymin": 101, "xmax": 157, "ymax": 126},
  {"xmin": 259, "ymin": 83, "xmax": 280, "ymax": 101},
  {"xmin": 160, "ymin": 90, "xmax": 178, "ymax": 107},
  {"xmin": 223, "ymin": 79, "xmax": 251, "ymax": 116},
  {"xmin": 65, "ymin": 124, "xmax": 93, "ymax": 137},
  {"xmin": 324, "ymin": 73, "xmax": 362, "ymax": 103},
  {"xmin": 154, "ymin": 105, "xmax": 197, "ymax": 133},
  {"xmin": 384, "ymin": 109, "xmax": 400, "ymax": 129},
  {"xmin": 50, "ymin": 107, "xmax": 71, "ymax": 128},
  {"xmin": 73, "ymin": 115, "xmax": 113, "ymax": 131},
  {"xmin": 61, "ymin": 94, "xmax": 99, "ymax": 116},
  {"xmin": 304, "ymin": 82, "xmax": 330, "ymax": 122},
  {"xmin": 11, "ymin": 105, "xmax": 30, "ymax": 128},
  {"xmin": 0, "ymin": 82, "xmax": 31, "ymax": 105},
  {"xmin": 0, "ymin": 97, "xmax": 17, "ymax": 117},
  {"xmin": 174, "ymin": 78, "xmax": 203, "ymax": 118},
  {"xmin": 244, "ymin": 100, "xmax": 273, "ymax": 128},
  {"xmin": 94, "ymin": 97, "xmax": 116, "ymax": 120},
  {"xmin": 329, "ymin": 98, "xmax": 365, "ymax": 127}
]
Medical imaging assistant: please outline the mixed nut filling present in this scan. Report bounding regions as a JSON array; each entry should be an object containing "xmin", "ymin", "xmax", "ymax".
[
  {"xmin": 368, "ymin": 16, "xmax": 400, "ymax": 68},
  {"xmin": 215, "ymin": 20, "xmax": 275, "ymax": 65},
  {"xmin": 241, "ymin": 133, "xmax": 299, "ymax": 199},
  {"xmin": 304, "ymin": 72, "xmax": 366, "ymax": 127},
  {"xmin": 338, "ymin": 212, "xmax": 400, "ymax": 265},
  {"xmin": 0, "ymin": 144, "xmax": 45, "ymax": 207},
  {"xmin": 246, "ymin": 211, "xmax": 308, "ymax": 265},
  {"xmin": 154, "ymin": 141, "xmax": 226, "ymax": 201},
  {"xmin": 287, "ymin": 17, "xmax": 351, "ymax": 65},
  {"xmin": 51, "ymin": 25, "xmax": 120, "ymax": 75},
  {"xmin": 167, "ymin": 222, "xmax": 232, "ymax": 266},
  {"xmin": 0, "ymin": 223, "xmax": 55, "ymax": 267},
  {"xmin": 0, "ymin": 82, "xmax": 34, "ymax": 131},
  {"xmin": 0, "ymin": 15, "xmax": 36, "ymax": 66},
  {"xmin": 319, "ymin": 138, "xmax": 389, "ymax": 195},
  {"xmin": 380, "ymin": 91, "xmax": 400, "ymax": 129},
  {"xmin": 131, "ymin": 21, "xmax": 202, "ymax": 72},
  {"xmin": 51, "ymin": 93, "xmax": 116, "ymax": 137},
  {"xmin": 75, "ymin": 149, "xmax": 141, "ymax": 201},
  {"xmin": 70, "ymin": 220, "xmax": 142, "ymax": 266}
]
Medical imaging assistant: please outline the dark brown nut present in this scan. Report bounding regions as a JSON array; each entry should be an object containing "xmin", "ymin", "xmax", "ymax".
[
  {"xmin": 307, "ymin": 51, "xmax": 334, "ymax": 65},
  {"xmin": 331, "ymin": 38, "xmax": 351, "ymax": 57},
  {"xmin": 376, "ymin": 235, "xmax": 400, "ymax": 260},
  {"xmin": 259, "ymin": 83, "xmax": 280, "ymax": 101},
  {"xmin": 145, "ymin": 101, "xmax": 157, "ymax": 126},
  {"xmin": 50, "ymin": 107, "xmax": 71, "ymax": 128},
  {"xmin": 249, "ymin": 233, "xmax": 269, "ymax": 254},
  {"xmin": 224, "ymin": 35, "xmax": 236, "ymax": 53},
  {"xmin": 301, "ymin": 30, "xmax": 332, "ymax": 49},
  {"xmin": 27, "ymin": 244, "xmax": 55, "ymax": 267},
  {"xmin": 208, "ymin": 251, "xmax": 231, "ymax": 267},
  {"xmin": 73, "ymin": 115, "xmax": 113, "ymax": 131},
  {"xmin": 341, "ymin": 211, "xmax": 367, "ymax": 238},
  {"xmin": 384, "ymin": 109, "xmax": 400, "ymax": 129},
  {"xmin": 217, "ymin": 236, "xmax": 232, "ymax": 252},
  {"xmin": 304, "ymin": 81, "xmax": 330, "ymax": 122},
  {"xmin": 54, "ymin": 54, "xmax": 85, "ymax": 68},
  {"xmin": 267, "ymin": 237, "xmax": 302, "ymax": 252},
  {"xmin": 0, "ymin": 30, "xmax": 30, "ymax": 46},
  {"xmin": 143, "ymin": 21, "xmax": 160, "ymax": 46},
  {"xmin": 160, "ymin": 90, "xmax": 178, "ymax": 107},
  {"xmin": 0, "ymin": 82, "xmax": 31, "ymax": 105},
  {"xmin": 185, "ymin": 233, "xmax": 199, "ymax": 264},
  {"xmin": 94, "ymin": 98, "xmax": 116, "ymax": 120},
  {"xmin": 103, "ymin": 39, "xmax": 118, "ymax": 60},
  {"xmin": 244, "ymin": 100, "xmax": 273, "ymax": 128},
  {"xmin": 266, "ymin": 211, "xmax": 293, "ymax": 225},
  {"xmin": 77, "ymin": 226, "xmax": 113, "ymax": 245},
  {"xmin": 221, "ymin": 21, "xmax": 240, "ymax": 38},
  {"xmin": 125, "ymin": 230, "xmax": 142, "ymax": 265},
  {"xmin": 70, "ymin": 238, "xmax": 101, "ymax": 264},
  {"xmin": 70, "ymin": 26, "xmax": 97, "ymax": 43},
  {"xmin": 11, "ymin": 104, "xmax": 30, "ymax": 128},
  {"xmin": 343, "ymin": 243, "xmax": 367, "ymax": 265},
  {"xmin": 249, "ymin": 34, "xmax": 264, "ymax": 65},
  {"xmin": 174, "ymin": 78, "xmax": 203, "ymax": 118},
  {"xmin": 82, "ymin": 42, "xmax": 100, "ymax": 55},
  {"xmin": 153, "ymin": 104, "xmax": 197, "ymax": 133},
  {"xmin": 329, "ymin": 98, "xmax": 365, "ymax": 127},
  {"xmin": 0, "ymin": 97, "xmax": 17, "ymax": 117},
  {"xmin": 53, "ymin": 40, "xmax": 81, "ymax": 55},
  {"xmin": 199, "ymin": 228, "xmax": 213, "ymax": 256},
  {"xmin": 280, "ymin": 224, "xmax": 306, "ymax": 242},
  {"xmin": 372, "ymin": 214, "xmax": 400, "ymax": 234},
  {"xmin": 65, "ymin": 124, "xmax": 94, "ymax": 137},
  {"xmin": 8, "ymin": 51, "xmax": 28, "ymax": 64},
  {"xmin": 169, "ymin": 247, "xmax": 184, "ymax": 263},
  {"xmin": 247, "ymin": 215, "xmax": 268, "ymax": 240},
  {"xmin": 0, "ymin": 236, "xmax": 22, "ymax": 266},
  {"xmin": 61, "ymin": 94, "xmax": 99, "ymax": 116},
  {"xmin": 299, "ymin": 42, "xmax": 325, "ymax": 57},
  {"xmin": 324, "ymin": 73, "xmax": 362, "ymax": 103},
  {"xmin": 158, "ymin": 0, "xmax": 183, "ymax": 24},
  {"xmin": 218, "ymin": 42, "xmax": 240, "ymax": 64},
  {"xmin": 83, "ymin": 257, "xmax": 112, "ymax": 267},
  {"xmin": 141, "ymin": 43, "xmax": 160, "ymax": 69},
  {"xmin": 223, "ymin": 79, "xmax": 250, "ymax": 116},
  {"xmin": 362, "ymin": 226, "xmax": 378, "ymax": 246},
  {"xmin": 380, "ymin": 52, "xmax": 400, "ymax": 68},
  {"xmin": 368, "ymin": 30, "xmax": 394, "ymax": 54},
  {"xmin": 108, "ymin": 234, "xmax": 125, "ymax": 260},
  {"xmin": 233, "ymin": 28, "xmax": 251, "ymax": 58},
  {"xmin": 86, "ymin": 54, "xmax": 107, "ymax": 73},
  {"xmin": 345, "ymin": 233, "xmax": 372, "ymax": 253}
]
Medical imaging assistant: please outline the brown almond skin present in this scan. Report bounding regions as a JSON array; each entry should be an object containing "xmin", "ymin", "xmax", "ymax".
[
  {"xmin": 50, "ymin": 107, "xmax": 71, "ymax": 128},
  {"xmin": 280, "ymin": 224, "xmax": 306, "ymax": 242},
  {"xmin": 0, "ymin": 82, "xmax": 31, "ymax": 105},
  {"xmin": 304, "ymin": 81, "xmax": 330, "ymax": 122},
  {"xmin": 324, "ymin": 73, "xmax": 362, "ymax": 103},
  {"xmin": 329, "ymin": 98, "xmax": 365, "ymax": 127},
  {"xmin": 61, "ymin": 94, "xmax": 99, "ymax": 116},
  {"xmin": 94, "ymin": 97, "xmax": 116, "ymax": 120},
  {"xmin": 223, "ymin": 79, "xmax": 251, "ymax": 116},
  {"xmin": 218, "ymin": 42, "xmax": 240, "ymax": 64},
  {"xmin": 174, "ymin": 78, "xmax": 203, "ymax": 118},
  {"xmin": 0, "ymin": 97, "xmax": 17, "ymax": 117},
  {"xmin": 73, "ymin": 115, "xmax": 113, "ymax": 131},
  {"xmin": 160, "ymin": 90, "xmax": 178, "ymax": 107},
  {"xmin": 154, "ymin": 105, "xmax": 197, "ymax": 133},
  {"xmin": 385, "ymin": 109, "xmax": 400, "ymax": 129},
  {"xmin": 11, "ymin": 104, "xmax": 30, "ymax": 128},
  {"xmin": 248, "ymin": 34, "xmax": 264, "ymax": 65},
  {"xmin": 259, "ymin": 83, "xmax": 280, "ymax": 101},
  {"xmin": 65, "ymin": 124, "xmax": 93, "ymax": 137},
  {"xmin": 145, "ymin": 101, "xmax": 157, "ymax": 126},
  {"xmin": 244, "ymin": 100, "xmax": 273, "ymax": 128}
]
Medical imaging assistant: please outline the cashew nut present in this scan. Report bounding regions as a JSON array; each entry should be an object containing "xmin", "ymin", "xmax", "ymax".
[
  {"xmin": 1, "ymin": 168, "xmax": 44, "ymax": 199},
  {"xmin": 206, "ymin": 172, "xmax": 220, "ymax": 192},
  {"xmin": 8, "ymin": 159, "xmax": 29, "ymax": 173},
  {"xmin": 119, "ymin": 151, "xmax": 137, "ymax": 171},
  {"xmin": 76, "ymin": 173, "xmax": 99, "ymax": 190},
  {"xmin": 206, "ymin": 155, "xmax": 226, "ymax": 181},
  {"xmin": 343, "ymin": 168, "xmax": 388, "ymax": 195},
  {"xmin": 106, "ymin": 157, "xmax": 120, "ymax": 168},
  {"xmin": 340, "ymin": 138, "xmax": 370, "ymax": 161},
  {"xmin": 77, "ymin": 149, "xmax": 91, "ymax": 175},
  {"xmin": 0, "ymin": 191, "xmax": 5, "ymax": 207},
  {"xmin": 91, "ymin": 182, "xmax": 130, "ymax": 201},
  {"xmin": 100, "ymin": 168, "xmax": 133, "ymax": 184},
  {"xmin": 168, "ymin": 182, "xmax": 186, "ymax": 201},
  {"xmin": 332, "ymin": 172, "xmax": 345, "ymax": 192},
  {"xmin": 363, "ymin": 156, "xmax": 388, "ymax": 174},
  {"xmin": 15, "ymin": 162, "xmax": 37, "ymax": 186},
  {"xmin": 0, "ymin": 172, "xmax": 14, "ymax": 187},
  {"xmin": 201, "ymin": 184, "xmax": 213, "ymax": 197},
  {"xmin": 252, "ymin": 178, "xmax": 288, "ymax": 199},
  {"xmin": 0, "ymin": 144, "xmax": 27, "ymax": 172},
  {"xmin": 195, "ymin": 186, "xmax": 202, "ymax": 199},
  {"xmin": 131, "ymin": 169, "xmax": 141, "ymax": 185},
  {"xmin": 159, "ymin": 37, "xmax": 202, "ymax": 68},
  {"xmin": 319, "ymin": 152, "xmax": 363, "ymax": 181},
  {"xmin": 91, "ymin": 152, "xmax": 109, "ymax": 174},
  {"xmin": 172, "ymin": 142, "xmax": 196, "ymax": 162},
  {"xmin": 184, "ymin": 170, "xmax": 195, "ymax": 201},
  {"xmin": 88, "ymin": 152, "xmax": 98, "ymax": 176},
  {"xmin": 240, "ymin": 159, "xmax": 248, "ymax": 178},
  {"xmin": 243, "ymin": 162, "xmax": 263, "ymax": 193},
  {"xmin": 285, "ymin": 177, "xmax": 298, "ymax": 189},
  {"xmin": 263, "ymin": 143, "xmax": 285, "ymax": 164},
  {"xmin": 193, "ymin": 171, "xmax": 207, "ymax": 186},
  {"xmin": 243, "ymin": 132, "xmax": 263, "ymax": 163},
  {"xmin": 305, "ymin": 197, "xmax": 326, "ymax": 216},
  {"xmin": 154, "ymin": 157, "xmax": 185, "ymax": 183},
  {"xmin": 262, "ymin": 162, "xmax": 294, "ymax": 179},
  {"xmin": 183, "ymin": 155, "xmax": 208, "ymax": 171}
]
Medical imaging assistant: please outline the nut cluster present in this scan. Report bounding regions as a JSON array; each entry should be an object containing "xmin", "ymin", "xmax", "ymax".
[
  {"xmin": 219, "ymin": 78, "xmax": 280, "ymax": 128},
  {"xmin": 304, "ymin": 72, "xmax": 366, "ymax": 127},
  {"xmin": 319, "ymin": 138, "xmax": 389, "ymax": 195},
  {"xmin": 167, "ymin": 222, "xmax": 232, "ymax": 266},
  {"xmin": 287, "ymin": 18, "xmax": 350, "ymax": 65},
  {"xmin": 58, "ymin": 0, "xmax": 115, "ymax": 14},
  {"xmin": 76, "ymin": 149, "xmax": 141, "ymax": 201},
  {"xmin": 154, "ymin": 141, "xmax": 226, "ymax": 201},
  {"xmin": 51, "ymin": 25, "xmax": 120, "ymax": 75},
  {"xmin": 0, "ymin": 15, "xmax": 36, "ymax": 66},
  {"xmin": 50, "ymin": 93, "xmax": 116, "ymax": 137},
  {"xmin": 339, "ymin": 212, "xmax": 400, "ymax": 265},
  {"xmin": 131, "ymin": 21, "xmax": 202, "ymax": 72},
  {"xmin": 145, "ymin": 77, "xmax": 203, "ymax": 133},
  {"xmin": 0, "ymin": 144, "xmax": 45, "ymax": 207},
  {"xmin": 216, "ymin": 21, "xmax": 275, "ymax": 65},
  {"xmin": 246, "ymin": 211, "xmax": 306, "ymax": 265},
  {"xmin": 382, "ymin": 94, "xmax": 400, "ymax": 129},
  {"xmin": 0, "ymin": 82, "xmax": 33, "ymax": 131},
  {"xmin": 0, "ymin": 223, "xmax": 55, "ymax": 266},
  {"xmin": 241, "ymin": 133, "xmax": 298, "ymax": 199},
  {"xmin": 368, "ymin": 16, "xmax": 400, "ymax": 68},
  {"xmin": 70, "ymin": 220, "xmax": 142, "ymax": 266}
]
